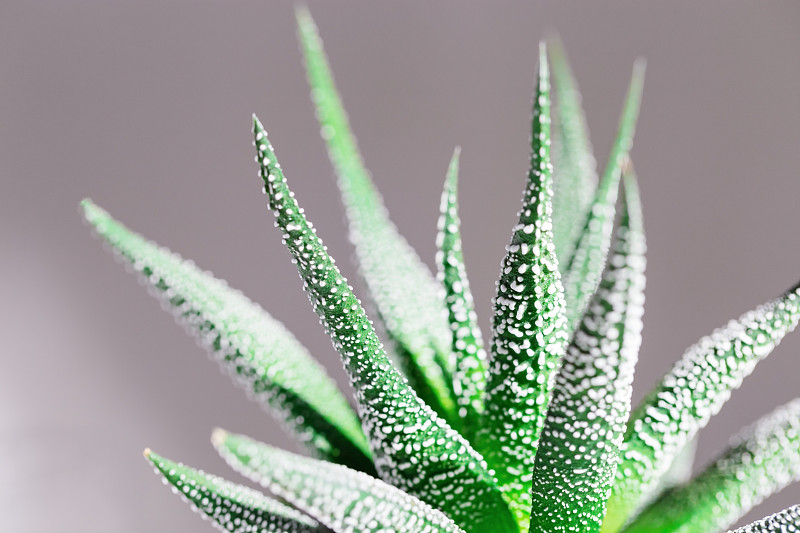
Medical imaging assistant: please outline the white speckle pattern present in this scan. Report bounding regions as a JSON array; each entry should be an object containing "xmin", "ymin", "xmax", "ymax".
[
  {"xmin": 436, "ymin": 147, "xmax": 488, "ymax": 438},
  {"xmin": 477, "ymin": 44, "xmax": 569, "ymax": 530},
  {"xmin": 253, "ymin": 116, "xmax": 516, "ymax": 533},
  {"xmin": 624, "ymin": 398, "xmax": 800, "ymax": 533},
  {"xmin": 530, "ymin": 169, "xmax": 646, "ymax": 533},
  {"xmin": 216, "ymin": 431, "xmax": 469, "ymax": 533},
  {"xmin": 296, "ymin": 8, "xmax": 457, "ymax": 424},
  {"xmin": 549, "ymin": 40, "xmax": 598, "ymax": 275},
  {"xmin": 728, "ymin": 505, "xmax": 800, "ymax": 533},
  {"xmin": 605, "ymin": 281, "xmax": 800, "ymax": 532},
  {"xmin": 146, "ymin": 449, "xmax": 318, "ymax": 532},
  {"xmin": 560, "ymin": 63, "xmax": 644, "ymax": 331},
  {"xmin": 81, "ymin": 200, "xmax": 371, "ymax": 469}
]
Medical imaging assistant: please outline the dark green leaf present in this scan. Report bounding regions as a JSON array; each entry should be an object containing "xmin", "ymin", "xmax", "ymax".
[
  {"xmin": 252, "ymin": 117, "xmax": 516, "ymax": 533},
  {"xmin": 436, "ymin": 147, "xmax": 488, "ymax": 439},
  {"xmin": 477, "ymin": 44, "xmax": 569, "ymax": 530},
  {"xmin": 530, "ymin": 164, "xmax": 646, "ymax": 533}
]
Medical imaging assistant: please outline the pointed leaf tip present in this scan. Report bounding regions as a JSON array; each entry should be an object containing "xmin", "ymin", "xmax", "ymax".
[
  {"xmin": 146, "ymin": 448, "xmax": 319, "ymax": 532},
  {"xmin": 84, "ymin": 199, "xmax": 371, "ymax": 470},
  {"xmin": 254, "ymin": 119, "xmax": 515, "ymax": 533},
  {"xmin": 80, "ymin": 198, "xmax": 106, "ymax": 224},
  {"xmin": 561, "ymin": 61, "xmax": 645, "ymax": 329},
  {"xmin": 437, "ymin": 145, "xmax": 489, "ymax": 439},
  {"xmin": 215, "ymin": 432, "xmax": 469, "ymax": 533},
  {"xmin": 478, "ymin": 46, "xmax": 568, "ymax": 529},
  {"xmin": 211, "ymin": 428, "xmax": 228, "ymax": 448},
  {"xmin": 295, "ymin": 9, "xmax": 459, "ymax": 425},
  {"xmin": 539, "ymin": 41, "xmax": 548, "ymax": 69},
  {"xmin": 549, "ymin": 38, "xmax": 599, "ymax": 275}
]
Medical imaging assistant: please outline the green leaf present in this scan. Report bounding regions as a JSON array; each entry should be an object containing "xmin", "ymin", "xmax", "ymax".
[
  {"xmin": 295, "ymin": 7, "xmax": 457, "ymax": 425},
  {"xmin": 252, "ymin": 116, "xmax": 517, "ymax": 533},
  {"xmin": 214, "ymin": 430, "xmax": 469, "ymax": 533},
  {"xmin": 476, "ymin": 43, "xmax": 569, "ymax": 530},
  {"xmin": 81, "ymin": 200, "xmax": 371, "ymax": 471},
  {"xmin": 603, "ymin": 281, "xmax": 800, "ymax": 533},
  {"xmin": 728, "ymin": 505, "xmax": 800, "ymax": 533},
  {"xmin": 529, "ymin": 164, "xmax": 646, "ymax": 533},
  {"xmin": 144, "ymin": 448, "xmax": 319, "ymax": 532},
  {"xmin": 623, "ymin": 398, "xmax": 800, "ymax": 533},
  {"xmin": 650, "ymin": 436, "xmax": 697, "ymax": 500},
  {"xmin": 549, "ymin": 38, "xmax": 599, "ymax": 273},
  {"xmin": 436, "ymin": 147, "xmax": 488, "ymax": 438},
  {"xmin": 561, "ymin": 61, "xmax": 645, "ymax": 331}
]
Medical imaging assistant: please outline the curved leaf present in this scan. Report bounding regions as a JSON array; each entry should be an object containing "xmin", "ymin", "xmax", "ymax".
[
  {"xmin": 603, "ymin": 281, "xmax": 800, "ymax": 533},
  {"xmin": 561, "ymin": 61, "xmax": 645, "ymax": 331},
  {"xmin": 252, "ymin": 116, "xmax": 516, "ymax": 533},
  {"xmin": 81, "ymin": 200, "xmax": 371, "ymax": 470},
  {"xmin": 729, "ymin": 505, "xmax": 800, "ymax": 533},
  {"xmin": 476, "ymin": 43, "xmax": 569, "ymax": 530},
  {"xmin": 549, "ymin": 38, "xmax": 598, "ymax": 272},
  {"xmin": 623, "ymin": 398, "xmax": 800, "ymax": 533},
  {"xmin": 436, "ymin": 147, "xmax": 488, "ymax": 438},
  {"xmin": 530, "ymin": 165, "xmax": 646, "ymax": 533},
  {"xmin": 214, "ymin": 430, "xmax": 469, "ymax": 533},
  {"xmin": 295, "ymin": 7, "xmax": 457, "ymax": 425},
  {"xmin": 144, "ymin": 449, "xmax": 319, "ymax": 532}
]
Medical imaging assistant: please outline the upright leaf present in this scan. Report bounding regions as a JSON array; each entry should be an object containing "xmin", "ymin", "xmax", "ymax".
[
  {"xmin": 529, "ymin": 165, "xmax": 646, "ymax": 533},
  {"xmin": 295, "ymin": 7, "xmax": 457, "ymax": 424},
  {"xmin": 623, "ymin": 398, "xmax": 800, "ymax": 533},
  {"xmin": 144, "ymin": 449, "xmax": 319, "ymax": 533},
  {"xmin": 562, "ymin": 62, "xmax": 645, "ymax": 330},
  {"xmin": 436, "ymin": 147, "xmax": 488, "ymax": 438},
  {"xmin": 214, "ymin": 430, "xmax": 468, "ymax": 533},
  {"xmin": 603, "ymin": 281, "xmax": 800, "ymax": 533},
  {"xmin": 729, "ymin": 505, "xmax": 800, "ymax": 533},
  {"xmin": 549, "ymin": 39, "xmax": 599, "ymax": 272},
  {"xmin": 81, "ymin": 200, "xmax": 371, "ymax": 471},
  {"xmin": 476, "ymin": 44, "xmax": 569, "ymax": 530},
  {"xmin": 252, "ymin": 117, "xmax": 516, "ymax": 533}
]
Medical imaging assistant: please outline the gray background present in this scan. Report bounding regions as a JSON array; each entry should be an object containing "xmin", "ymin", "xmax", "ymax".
[{"xmin": 2, "ymin": 1, "xmax": 800, "ymax": 531}]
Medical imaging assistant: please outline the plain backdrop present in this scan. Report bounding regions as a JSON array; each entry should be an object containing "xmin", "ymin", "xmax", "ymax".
[{"xmin": 2, "ymin": 1, "xmax": 800, "ymax": 531}]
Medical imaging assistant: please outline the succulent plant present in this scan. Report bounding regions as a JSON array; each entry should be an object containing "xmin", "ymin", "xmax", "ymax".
[{"xmin": 82, "ymin": 8, "xmax": 800, "ymax": 533}]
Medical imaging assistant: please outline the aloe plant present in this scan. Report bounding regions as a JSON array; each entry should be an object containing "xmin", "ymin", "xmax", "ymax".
[{"xmin": 83, "ymin": 8, "xmax": 800, "ymax": 533}]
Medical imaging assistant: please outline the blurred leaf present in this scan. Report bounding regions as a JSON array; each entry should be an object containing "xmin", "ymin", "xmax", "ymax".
[
  {"xmin": 145, "ymin": 449, "xmax": 319, "ymax": 532},
  {"xmin": 604, "ymin": 281, "xmax": 800, "ymax": 532},
  {"xmin": 82, "ymin": 200, "xmax": 371, "ymax": 470},
  {"xmin": 549, "ymin": 38, "xmax": 599, "ymax": 273},
  {"xmin": 295, "ymin": 7, "xmax": 457, "ymax": 424},
  {"xmin": 624, "ymin": 398, "xmax": 800, "ymax": 533},
  {"xmin": 561, "ymin": 62, "xmax": 645, "ymax": 331},
  {"xmin": 214, "ymin": 430, "xmax": 470, "ymax": 533}
]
